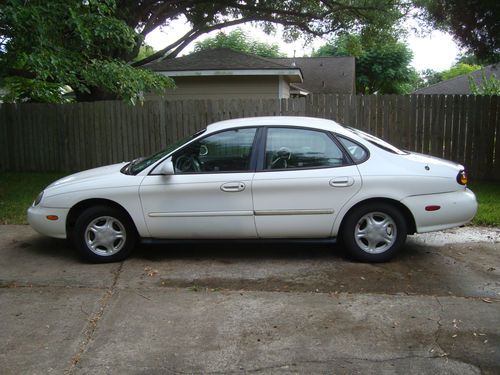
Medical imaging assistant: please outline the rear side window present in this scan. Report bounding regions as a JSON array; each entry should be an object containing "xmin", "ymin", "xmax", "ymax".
[
  {"xmin": 337, "ymin": 136, "xmax": 369, "ymax": 163},
  {"xmin": 264, "ymin": 128, "xmax": 349, "ymax": 170},
  {"xmin": 345, "ymin": 127, "xmax": 408, "ymax": 155}
]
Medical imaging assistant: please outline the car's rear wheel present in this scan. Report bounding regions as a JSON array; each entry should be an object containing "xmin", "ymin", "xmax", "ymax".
[
  {"xmin": 73, "ymin": 205, "xmax": 137, "ymax": 263},
  {"xmin": 341, "ymin": 203, "xmax": 407, "ymax": 262}
]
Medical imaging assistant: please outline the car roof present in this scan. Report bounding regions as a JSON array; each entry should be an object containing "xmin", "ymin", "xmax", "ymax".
[{"xmin": 206, "ymin": 116, "xmax": 350, "ymax": 135}]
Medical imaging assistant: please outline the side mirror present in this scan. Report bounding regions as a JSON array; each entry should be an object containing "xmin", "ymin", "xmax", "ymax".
[{"xmin": 156, "ymin": 158, "xmax": 175, "ymax": 175}]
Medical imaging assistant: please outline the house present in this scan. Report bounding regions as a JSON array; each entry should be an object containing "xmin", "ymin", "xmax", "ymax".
[
  {"xmin": 145, "ymin": 48, "xmax": 302, "ymax": 100},
  {"xmin": 274, "ymin": 56, "xmax": 355, "ymax": 95},
  {"xmin": 145, "ymin": 48, "xmax": 355, "ymax": 99},
  {"xmin": 413, "ymin": 64, "xmax": 499, "ymax": 94}
]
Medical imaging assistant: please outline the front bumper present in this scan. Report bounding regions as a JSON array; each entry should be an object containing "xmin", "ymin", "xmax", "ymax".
[
  {"xmin": 401, "ymin": 188, "xmax": 477, "ymax": 233},
  {"xmin": 27, "ymin": 205, "xmax": 69, "ymax": 239}
]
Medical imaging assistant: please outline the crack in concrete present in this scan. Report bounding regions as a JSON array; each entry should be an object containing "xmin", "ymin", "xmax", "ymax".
[
  {"xmin": 2, "ymin": 279, "xmax": 499, "ymax": 303},
  {"xmin": 239, "ymin": 355, "xmax": 481, "ymax": 374},
  {"xmin": 154, "ymin": 274, "xmax": 500, "ymax": 298},
  {"xmin": 2, "ymin": 272, "xmax": 490, "ymax": 374},
  {"xmin": 64, "ymin": 262, "xmax": 123, "ymax": 375},
  {"xmin": 0, "ymin": 282, "xmax": 108, "ymax": 290},
  {"xmin": 79, "ymin": 354, "xmax": 481, "ymax": 374},
  {"xmin": 121, "ymin": 284, "xmax": 500, "ymax": 302},
  {"xmin": 428, "ymin": 296, "xmax": 487, "ymax": 375},
  {"xmin": 431, "ymin": 296, "xmax": 448, "ymax": 357}
]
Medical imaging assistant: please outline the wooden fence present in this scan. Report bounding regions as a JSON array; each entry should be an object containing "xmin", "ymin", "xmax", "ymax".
[{"xmin": 0, "ymin": 94, "xmax": 499, "ymax": 180}]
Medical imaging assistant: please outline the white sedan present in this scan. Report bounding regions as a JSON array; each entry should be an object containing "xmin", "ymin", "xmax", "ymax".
[{"xmin": 28, "ymin": 116, "xmax": 477, "ymax": 263}]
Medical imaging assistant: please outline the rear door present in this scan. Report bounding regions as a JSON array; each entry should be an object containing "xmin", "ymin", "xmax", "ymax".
[{"xmin": 252, "ymin": 127, "xmax": 362, "ymax": 238}]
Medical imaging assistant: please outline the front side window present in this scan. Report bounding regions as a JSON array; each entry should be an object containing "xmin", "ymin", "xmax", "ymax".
[
  {"xmin": 124, "ymin": 132, "xmax": 203, "ymax": 175},
  {"xmin": 264, "ymin": 128, "xmax": 348, "ymax": 170},
  {"xmin": 173, "ymin": 128, "xmax": 257, "ymax": 173}
]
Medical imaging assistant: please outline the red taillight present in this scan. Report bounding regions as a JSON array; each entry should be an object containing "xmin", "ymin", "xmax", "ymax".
[
  {"xmin": 425, "ymin": 205, "xmax": 441, "ymax": 212},
  {"xmin": 457, "ymin": 170, "xmax": 468, "ymax": 185}
]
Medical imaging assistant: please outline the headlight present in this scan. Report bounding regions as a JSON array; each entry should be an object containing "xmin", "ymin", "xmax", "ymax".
[{"xmin": 34, "ymin": 191, "xmax": 44, "ymax": 206}]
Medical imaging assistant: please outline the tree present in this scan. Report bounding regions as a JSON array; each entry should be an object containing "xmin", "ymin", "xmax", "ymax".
[
  {"xmin": 314, "ymin": 34, "xmax": 419, "ymax": 94},
  {"xmin": 134, "ymin": 45, "xmax": 157, "ymax": 62},
  {"xmin": 0, "ymin": 0, "xmax": 173, "ymax": 103},
  {"xmin": 440, "ymin": 63, "xmax": 481, "ymax": 80},
  {"xmin": 194, "ymin": 29, "xmax": 284, "ymax": 58},
  {"xmin": 313, "ymin": 34, "xmax": 366, "ymax": 58},
  {"xmin": 356, "ymin": 42, "xmax": 418, "ymax": 94},
  {"xmin": 118, "ymin": 0, "xmax": 408, "ymax": 66},
  {"xmin": 455, "ymin": 53, "xmax": 489, "ymax": 66},
  {"xmin": 417, "ymin": 62, "xmax": 482, "ymax": 89},
  {"xmin": 415, "ymin": 0, "xmax": 499, "ymax": 62},
  {"xmin": 1, "ymin": 0, "xmax": 408, "ymax": 102},
  {"xmin": 419, "ymin": 69, "xmax": 443, "ymax": 87},
  {"xmin": 469, "ymin": 70, "xmax": 500, "ymax": 95}
]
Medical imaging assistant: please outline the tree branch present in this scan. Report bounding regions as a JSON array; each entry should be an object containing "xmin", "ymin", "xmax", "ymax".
[
  {"xmin": 128, "ymin": 0, "xmax": 398, "ymax": 66},
  {"xmin": 132, "ymin": 16, "xmax": 258, "ymax": 66}
]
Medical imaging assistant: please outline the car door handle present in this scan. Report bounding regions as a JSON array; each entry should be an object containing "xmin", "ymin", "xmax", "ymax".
[
  {"xmin": 220, "ymin": 182, "xmax": 246, "ymax": 192},
  {"xmin": 329, "ymin": 177, "xmax": 354, "ymax": 187}
]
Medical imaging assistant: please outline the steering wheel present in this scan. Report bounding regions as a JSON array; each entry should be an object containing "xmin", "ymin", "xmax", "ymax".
[
  {"xmin": 271, "ymin": 147, "xmax": 292, "ymax": 169},
  {"xmin": 175, "ymin": 155, "xmax": 201, "ymax": 172}
]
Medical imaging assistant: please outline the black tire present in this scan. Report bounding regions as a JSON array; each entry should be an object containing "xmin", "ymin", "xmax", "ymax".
[
  {"xmin": 341, "ymin": 202, "xmax": 407, "ymax": 262},
  {"xmin": 72, "ymin": 205, "xmax": 137, "ymax": 263}
]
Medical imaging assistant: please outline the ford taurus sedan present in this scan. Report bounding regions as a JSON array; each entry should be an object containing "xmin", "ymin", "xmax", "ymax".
[{"xmin": 28, "ymin": 116, "xmax": 477, "ymax": 263}]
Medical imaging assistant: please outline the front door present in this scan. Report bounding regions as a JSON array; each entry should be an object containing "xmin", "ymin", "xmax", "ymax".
[
  {"xmin": 252, "ymin": 127, "xmax": 362, "ymax": 238},
  {"xmin": 140, "ymin": 127, "xmax": 258, "ymax": 239}
]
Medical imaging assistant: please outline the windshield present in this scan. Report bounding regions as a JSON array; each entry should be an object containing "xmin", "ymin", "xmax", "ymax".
[
  {"xmin": 123, "ymin": 130, "xmax": 205, "ymax": 175},
  {"xmin": 345, "ymin": 127, "xmax": 408, "ymax": 155}
]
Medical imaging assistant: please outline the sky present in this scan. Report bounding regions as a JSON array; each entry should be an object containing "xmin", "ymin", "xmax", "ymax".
[{"xmin": 145, "ymin": 18, "xmax": 462, "ymax": 73}]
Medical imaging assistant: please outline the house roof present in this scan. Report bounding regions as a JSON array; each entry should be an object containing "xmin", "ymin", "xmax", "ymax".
[
  {"xmin": 273, "ymin": 56, "xmax": 356, "ymax": 94},
  {"xmin": 146, "ymin": 48, "xmax": 303, "ymax": 82},
  {"xmin": 413, "ymin": 64, "xmax": 499, "ymax": 94}
]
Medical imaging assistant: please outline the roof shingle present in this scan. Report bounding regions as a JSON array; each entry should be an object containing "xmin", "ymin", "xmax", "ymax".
[
  {"xmin": 413, "ymin": 64, "xmax": 499, "ymax": 94},
  {"xmin": 274, "ymin": 56, "xmax": 355, "ymax": 94},
  {"xmin": 145, "ymin": 48, "xmax": 356, "ymax": 94},
  {"xmin": 146, "ymin": 48, "xmax": 293, "ymax": 71}
]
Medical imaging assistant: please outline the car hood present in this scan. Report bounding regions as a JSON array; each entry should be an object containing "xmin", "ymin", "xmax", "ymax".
[{"xmin": 47, "ymin": 162, "xmax": 128, "ymax": 190}]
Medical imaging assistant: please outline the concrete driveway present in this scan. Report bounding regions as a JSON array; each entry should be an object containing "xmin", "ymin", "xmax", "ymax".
[{"xmin": 0, "ymin": 225, "xmax": 499, "ymax": 374}]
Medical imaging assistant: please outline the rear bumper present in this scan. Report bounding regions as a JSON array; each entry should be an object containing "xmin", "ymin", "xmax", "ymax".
[
  {"xmin": 27, "ymin": 205, "xmax": 69, "ymax": 239},
  {"xmin": 401, "ymin": 188, "xmax": 477, "ymax": 233}
]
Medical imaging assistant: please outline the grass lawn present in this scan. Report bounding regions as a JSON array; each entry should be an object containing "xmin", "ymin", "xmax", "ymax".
[
  {"xmin": 0, "ymin": 172, "xmax": 65, "ymax": 224},
  {"xmin": 0, "ymin": 172, "xmax": 499, "ymax": 227},
  {"xmin": 468, "ymin": 181, "xmax": 500, "ymax": 227}
]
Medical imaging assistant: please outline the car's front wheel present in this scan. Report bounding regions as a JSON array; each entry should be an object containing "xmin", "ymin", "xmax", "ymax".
[
  {"xmin": 73, "ymin": 205, "xmax": 137, "ymax": 263},
  {"xmin": 341, "ymin": 203, "xmax": 407, "ymax": 262}
]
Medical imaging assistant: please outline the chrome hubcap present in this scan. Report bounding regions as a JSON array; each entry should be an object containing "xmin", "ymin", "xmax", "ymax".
[
  {"xmin": 354, "ymin": 212, "xmax": 397, "ymax": 254},
  {"xmin": 85, "ymin": 216, "xmax": 126, "ymax": 256}
]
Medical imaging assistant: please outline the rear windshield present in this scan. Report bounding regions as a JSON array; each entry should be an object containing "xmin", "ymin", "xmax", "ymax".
[{"xmin": 345, "ymin": 127, "xmax": 409, "ymax": 155}]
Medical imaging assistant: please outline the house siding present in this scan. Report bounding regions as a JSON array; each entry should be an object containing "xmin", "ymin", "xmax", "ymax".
[
  {"xmin": 278, "ymin": 76, "xmax": 290, "ymax": 98},
  {"xmin": 147, "ymin": 76, "xmax": 281, "ymax": 100}
]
